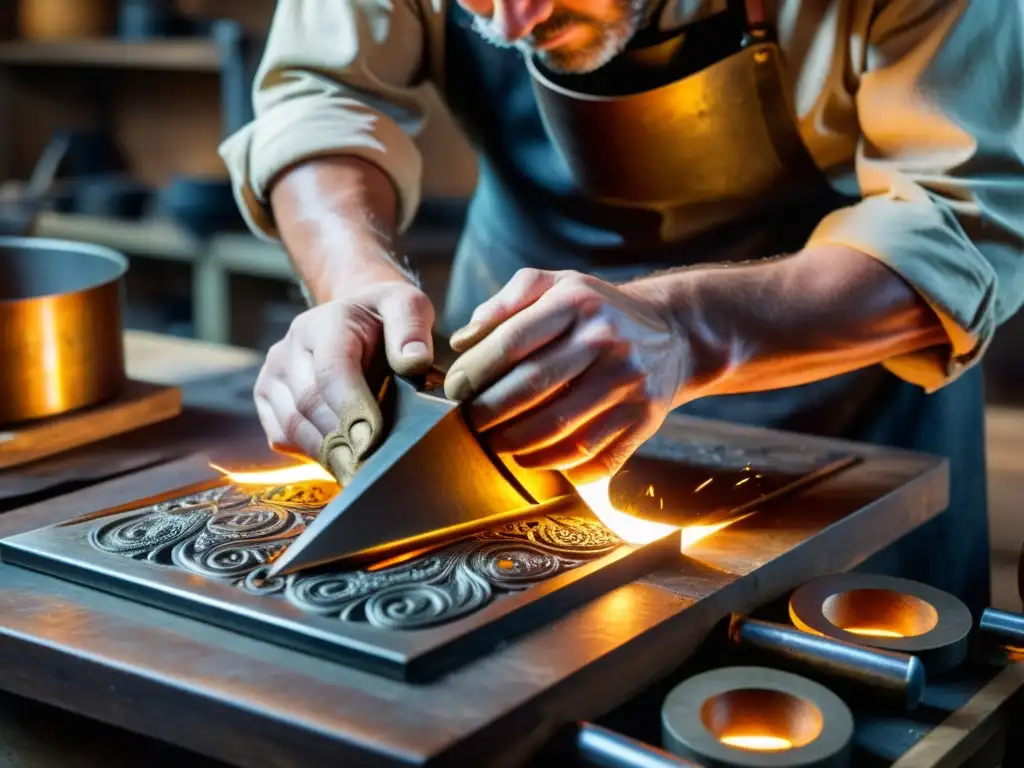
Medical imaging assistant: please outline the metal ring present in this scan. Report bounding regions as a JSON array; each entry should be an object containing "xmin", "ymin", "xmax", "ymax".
[
  {"xmin": 662, "ymin": 666, "xmax": 853, "ymax": 767},
  {"xmin": 788, "ymin": 573, "xmax": 973, "ymax": 675}
]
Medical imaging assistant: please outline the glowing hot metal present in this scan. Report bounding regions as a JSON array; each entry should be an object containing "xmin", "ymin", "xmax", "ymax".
[
  {"xmin": 211, "ymin": 462, "xmax": 336, "ymax": 486},
  {"xmin": 574, "ymin": 476, "xmax": 744, "ymax": 551}
]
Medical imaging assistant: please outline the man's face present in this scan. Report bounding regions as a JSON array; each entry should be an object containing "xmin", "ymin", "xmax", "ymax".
[{"xmin": 459, "ymin": 0, "xmax": 646, "ymax": 74}]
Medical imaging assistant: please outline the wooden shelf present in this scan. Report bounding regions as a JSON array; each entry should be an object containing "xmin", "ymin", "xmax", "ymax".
[
  {"xmin": 33, "ymin": 211, "xmax": 459, "ymax": 345},
  {"xmin": 36, "ymin": 211, "xmax": 461, "ymax": 269},
  {"xmin": 211, "ymin": 233, "xmax": 294, "ymax": 279},
  {"xmin": 0, "ymin": 39, "xmax": 221, "ymax": 72},
  {"xmin": 35, "ymin": 211, "xmax": 199, "ymax": 261}
]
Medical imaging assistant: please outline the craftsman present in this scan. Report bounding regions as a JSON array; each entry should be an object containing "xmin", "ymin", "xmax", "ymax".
[{"xmin": 220, "ymin": 0, "xmax": 1024, "ymax": 613}]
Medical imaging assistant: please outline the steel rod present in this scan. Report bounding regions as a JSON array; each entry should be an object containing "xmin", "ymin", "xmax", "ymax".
[
  {"xmin": 729, "ymin": 616, "xmax": 925, "ymax": 709},
  {"xmin": 979, "ymin": 608, "xmax": 1024, "ymax": 646}
]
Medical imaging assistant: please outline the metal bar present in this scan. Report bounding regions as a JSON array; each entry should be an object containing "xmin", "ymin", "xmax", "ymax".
[
  {"xmin": 979, "ymin": 608, "xmax": 1024, "ymax": 647},
  {"xmin": 729, "ymin": 616, "xmax": 925, "ymax": 709}
]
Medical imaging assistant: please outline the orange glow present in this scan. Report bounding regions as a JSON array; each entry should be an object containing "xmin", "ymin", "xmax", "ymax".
[
  {"xmin": 1002, "ymin": 644, "xmax": 1024, "ymax": 662},
  {"xmin": 843, "ymin": 627, "xmax": 905, "ymax": 639},
  {"xmin": 367, "ymin": 543, "xmax": 442, "ymax": 571},
  {"xmin": 720, "ymin": 735, "xmax": 794, "ymax": 751},
  {"xmin": 680, "ymin": 518, "xmax": 740, "ymax": 549},
  {"xmin": 209, "ymin": 461, "xmax": 336, "ymax": 486},
  {"xmin": 573, "ymin": 477, "xmax": 742, "ymax": 550},
  {"xmin": 574, "ymin": 477, "xmax": 677, "ymax": 544}
]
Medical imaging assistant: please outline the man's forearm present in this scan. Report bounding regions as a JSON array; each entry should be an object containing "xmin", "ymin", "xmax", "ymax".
[
  {"xmin": 637, "ymin": 245, "xmax": 950, "ymax": 403},
  {"xmin": 269, "ymin": 156, "xmax": 416, "ymax": 304}
]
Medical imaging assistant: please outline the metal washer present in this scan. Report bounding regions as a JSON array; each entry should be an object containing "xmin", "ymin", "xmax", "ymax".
[
  {"xmin": 788, "ymin": 573, "xmax": 973, "ymax": 675},
  {"xmin": 662, "ymin": 666, "xmax": 853, "ymax": 768}
]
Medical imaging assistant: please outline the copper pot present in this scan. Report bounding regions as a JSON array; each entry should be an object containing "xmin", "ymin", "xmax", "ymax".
[
  {"xmin": 18, "ymin": 0, "xmax": 116, "ymax": 40},
  {"xmin": 526, "ymin": 41, "xmax": 796, "ymax": 208},
  {"xmin": 0, "ymin": 237, "xmax": 127, "ymax": 425}
]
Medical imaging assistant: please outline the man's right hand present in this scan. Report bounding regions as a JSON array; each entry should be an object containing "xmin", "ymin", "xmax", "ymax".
[{"xmin": 254, "ymin": 280, "xmax": 435, "ymax": 482}]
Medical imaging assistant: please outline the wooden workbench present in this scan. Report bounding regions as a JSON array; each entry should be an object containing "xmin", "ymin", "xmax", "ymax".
[
  {"xmin": 0, "ymin": 332, "xmax": 1019, "ymax": 767},
  {"xmin": 0, "ymin": 404, "xmax": 952, "ymax": 766}
]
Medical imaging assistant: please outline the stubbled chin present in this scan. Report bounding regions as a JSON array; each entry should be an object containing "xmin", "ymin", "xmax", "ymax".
[{"xmin": 537, "ymin": 31, "xmax": 630, "ymax": 74}]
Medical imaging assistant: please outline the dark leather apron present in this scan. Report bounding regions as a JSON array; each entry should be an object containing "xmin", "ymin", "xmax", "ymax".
[{"xmin": 441, "ymin": 0, "xmax": 989, "ymax": 612}]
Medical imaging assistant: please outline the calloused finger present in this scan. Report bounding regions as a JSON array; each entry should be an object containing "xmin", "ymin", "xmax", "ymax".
[
  {"xmin": 286, "ymin": 345, "xmax": 341, "ymax": 437},
  {"xmin": 564, "ymin": 430, "xmax": 645, "ymax": 486},
  {"xmin": 486, "ymin": 360, "xmax": 638, "ymax": 453},
  {"xmin": 376, "ymin": 287, "xmax": 435, "ymax": 375},
  {"xmin": 512, "ymin": 400, "xmax": 645, "ymax": 472},
  {"xmin": 254, "ymin": 395, "xmax": 296, "ymax": 454},
  {"xmin": 445, "ymin": 295, "xmax": 577, "ymax": 402},
  {"xmin": 310, "ymin": 323, "xmax": 384, "ymax": 461},
  {"xmin": 466, "ymin": 331, "xmax": 602, "ymax": 433},
  {"xmin": 450, "ymin": 268, "xmax": 558, "ymax": 353},
  {"xmin": 263, "ymin": 377, "xmax": 326, "ymax": 459}
]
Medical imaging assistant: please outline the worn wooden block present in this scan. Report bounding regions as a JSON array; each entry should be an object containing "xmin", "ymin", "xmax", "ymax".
[{"xmin": 0, "ymin": 379, "xmax": 181, "ymax": 470}]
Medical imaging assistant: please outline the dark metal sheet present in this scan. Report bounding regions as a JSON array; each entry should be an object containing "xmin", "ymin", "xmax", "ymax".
[
  {"xmin": 0, "ymin": 480, "xmax": 676, "ymax": 682},
  {"xmin": 613, "ymin": 433, "xmax": 858, "ymax": 527},
  {"xmin": 0, "ymin": 421, "xmax": 859, "ymax": 683}
]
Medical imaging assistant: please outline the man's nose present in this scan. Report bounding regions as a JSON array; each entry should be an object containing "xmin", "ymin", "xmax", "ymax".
[{"xmin": 492, "ymin": 0, "xmax": 554, "ymax": 42}]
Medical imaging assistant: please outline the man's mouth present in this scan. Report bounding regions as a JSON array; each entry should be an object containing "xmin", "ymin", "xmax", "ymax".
[
  {"xmin": 532, "ymin": 22, "xmax": 583, "ymax": 50},
  {"xmin": 529, "ymin": 15, "xmax": 596, "ymax": 51}
]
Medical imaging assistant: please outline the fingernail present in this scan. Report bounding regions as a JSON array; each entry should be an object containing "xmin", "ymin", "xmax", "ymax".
[
  {"xmin": 450, "ymin": 322, "xmax": 480, "ymax": 350},
  {"xmin": 327, "ymin": 443, "xmax": 355, "ymax": 483},
  {"xmin": 402, "ymin": 341, "xmax": 429, "ymax": 359},
  {"xmin": 349, "ymin": 420, "xmax": 372, "ymax": 457},
  {"xmin": 445, "ymin": 370, "xmax": 472, "ymax": 402}
]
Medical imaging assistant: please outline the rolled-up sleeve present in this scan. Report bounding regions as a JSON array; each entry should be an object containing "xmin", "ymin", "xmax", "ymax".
[
  {"xmin": 218, "ymin": 0, "xmax": 434, "ymax": 238},
  {"xmin": 806, "ymin": 0, "xmax": 1024, "ymax": 391}
]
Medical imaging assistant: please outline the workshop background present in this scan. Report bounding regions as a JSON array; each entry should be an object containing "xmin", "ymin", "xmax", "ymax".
[{"xmin": 1, "ymin": 0, "xmax": 1021, "ymax": 606}]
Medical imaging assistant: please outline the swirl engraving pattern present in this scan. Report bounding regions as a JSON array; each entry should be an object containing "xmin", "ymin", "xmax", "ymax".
[{"xmin": 89, "ymin": 482, "xmax": 620, "ymax": 631}]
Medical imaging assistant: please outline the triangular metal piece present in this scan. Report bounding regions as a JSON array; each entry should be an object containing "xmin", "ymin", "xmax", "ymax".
[{"xmin": 268, "ymin": 376, "xmax": 572, "ymax": 576}]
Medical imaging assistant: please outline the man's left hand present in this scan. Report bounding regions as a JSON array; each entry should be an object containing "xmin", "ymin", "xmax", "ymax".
[{"xmin": 444, "ymin": 268, "xmax": 690, "ymax": 485}]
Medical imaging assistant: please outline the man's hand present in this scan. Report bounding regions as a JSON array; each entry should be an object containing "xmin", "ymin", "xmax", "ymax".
[
  {"xmin": 254, "ymin": 280, "xmax": 435, "ymax": 482},
  {"xmin": 444, "ymin": 268, "xmax": 691, "ymax": 485},
  {"xmin": 256, "ymin": 156, "xmax": 435, "ymax": 482}
]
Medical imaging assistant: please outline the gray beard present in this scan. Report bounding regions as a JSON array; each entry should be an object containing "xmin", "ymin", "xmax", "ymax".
[{"xmin": 470, "ymin": 0, "xmax": 649, "ymax": 74}]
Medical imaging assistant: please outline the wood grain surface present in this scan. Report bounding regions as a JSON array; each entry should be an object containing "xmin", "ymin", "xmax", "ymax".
[
  {"xmin": 890, "ymin": 664, "xmax": 1024, "ymax": 768},
  {"xmin": 0, "ymin": 415, "xmax": 949, "ymax": 767},
  {"xmin": 0, "ymin": 331, "xmax": 264, "ymax": 512},
  {"xmin": 0, "ymin": 380, "xmax": 182, "ymax": 470}
]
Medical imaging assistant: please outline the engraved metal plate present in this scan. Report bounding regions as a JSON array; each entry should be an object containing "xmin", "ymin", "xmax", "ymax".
[
  {"xmin": 0, "ymin": 480, "xmax": 676, "ymax": 681},
  {"xmin": 0, "ymin": 432, "xmax": 857, "ymax": 680}
]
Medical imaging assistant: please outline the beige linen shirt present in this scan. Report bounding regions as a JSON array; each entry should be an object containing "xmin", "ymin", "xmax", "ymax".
[{"xmin": 219, "ymin": 0, "xmax": 1024, "ymax": 391}]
